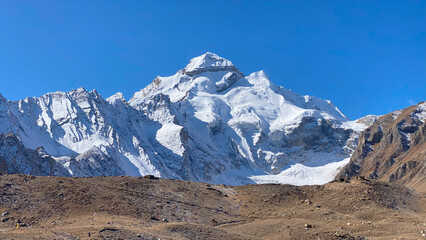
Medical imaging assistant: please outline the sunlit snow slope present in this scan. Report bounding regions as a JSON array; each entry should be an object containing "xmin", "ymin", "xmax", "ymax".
[{"xmin": 0, "ymin": 52, "xmax": 375, "ymax": 185}]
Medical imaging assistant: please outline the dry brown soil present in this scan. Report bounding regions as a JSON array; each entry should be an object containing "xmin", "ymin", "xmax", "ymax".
[{"xmin": 0, "ymin": 175, "xmax": 424, "ymax": 239}]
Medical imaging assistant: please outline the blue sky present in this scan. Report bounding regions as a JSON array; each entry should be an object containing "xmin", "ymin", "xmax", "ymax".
[{"xmin": 0, "ymin": 0, "xmax": 424, "ymax": 119}]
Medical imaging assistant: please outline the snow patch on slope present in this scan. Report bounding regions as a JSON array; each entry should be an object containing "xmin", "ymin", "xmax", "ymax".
[
  {"xmin": 249, "ymin": 158, "xmax": 350, "ymax": 186},
  {"xmin": 156, "ymin": 123, "xmax": 184, "ymax": 157},
  {"xmin": 414, "ymin": 102, "xmax": 426, "ymax": 123}
]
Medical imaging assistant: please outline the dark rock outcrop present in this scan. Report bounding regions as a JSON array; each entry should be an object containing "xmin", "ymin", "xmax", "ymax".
[{"xmin": 0, "ymin": 133, "xmax": 70, "ymax": 176}]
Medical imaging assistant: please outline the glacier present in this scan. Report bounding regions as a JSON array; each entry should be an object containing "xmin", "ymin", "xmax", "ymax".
[{"xmin": 0, "ymin": 52, "xmax": 375, "ymax": 185}]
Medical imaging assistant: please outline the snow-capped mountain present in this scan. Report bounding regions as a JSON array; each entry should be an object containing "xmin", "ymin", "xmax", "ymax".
[{"xmin": 0, "ymin": 52, "xmax": 374, "ymax": 185}]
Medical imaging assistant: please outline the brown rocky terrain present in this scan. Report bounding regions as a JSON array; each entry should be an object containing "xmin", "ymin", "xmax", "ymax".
[
  {"xmin": 0, "ymin": 174, "xmax": 425, "ymax": 239},
  {"xmin": 337, "ymin": 102, "xmax": 426, "ymax": 192}
]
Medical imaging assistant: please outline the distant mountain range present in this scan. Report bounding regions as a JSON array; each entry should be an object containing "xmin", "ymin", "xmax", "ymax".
[{"xmin": 0, "ymin": 52, "xmax": 397, "ymax": 185}]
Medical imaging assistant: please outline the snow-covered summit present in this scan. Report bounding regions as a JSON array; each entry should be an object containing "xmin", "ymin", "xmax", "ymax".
[
  {"xmin": 126, "ymin": 52, "xmax": 364, "ymax": 184},
  {"xmin": 107, "ymin": 92, "xmax": 126, "ymax": 104},
  {"xmin": 131, "ymin": 52, "xmax": 246, "ymax": 103},
  {"xmin": 183, "ymin": 52, "xmax": 242, "ymax": 76}
]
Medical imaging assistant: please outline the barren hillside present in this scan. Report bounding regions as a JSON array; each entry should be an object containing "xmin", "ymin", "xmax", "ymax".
[
  {"xmin": 0, "ymin": 174, "xmax": 424, "ymax": 239},
  {"xmin": 337, "ymin": 102, "xmax": 426, "ymax": 192}
]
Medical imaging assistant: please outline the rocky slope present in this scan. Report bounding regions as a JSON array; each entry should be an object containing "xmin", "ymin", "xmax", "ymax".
[
  {"xmin": 337, "ymin": 102, "xmax": 426, "ymax": 192},
  {"xmin": 0, "ymin": 52, "xmax": 372, "ymax": 185}
]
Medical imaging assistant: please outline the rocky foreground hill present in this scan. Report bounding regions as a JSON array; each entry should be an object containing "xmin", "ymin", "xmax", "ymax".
[{"xmin": 0, "ymin": 174, "xmax": 425, "ymax": 240}]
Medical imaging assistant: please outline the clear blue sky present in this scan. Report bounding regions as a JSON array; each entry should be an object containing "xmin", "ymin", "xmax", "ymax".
[{"xmin": 0, "ymin": 0, "xmax": 424, "ymax": 119}]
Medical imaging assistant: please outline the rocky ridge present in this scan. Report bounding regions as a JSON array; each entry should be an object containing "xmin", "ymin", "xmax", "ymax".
[{"xmin": 337, "ymin": 102, "xmax": 426, "ymax": 192}]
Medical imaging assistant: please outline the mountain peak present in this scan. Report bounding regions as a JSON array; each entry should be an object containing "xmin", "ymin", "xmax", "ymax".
[
  {"xmin": 183, "ymin": 52, "xmax": 241, "ymax": 76},
  {"xmin": 107, "ymin": 92, "xmax": 126, "ymax": 104}
]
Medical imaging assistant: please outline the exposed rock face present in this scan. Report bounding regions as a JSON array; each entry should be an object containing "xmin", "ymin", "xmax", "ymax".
[
  {"xmin": 337, "ymin": 102, "xmax": 426, "ymax": 192},
  {"xmin": 0, "ymin": 133, "xmax": 69, "ymax": 176}
]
